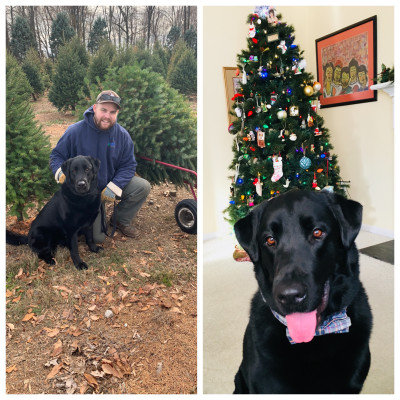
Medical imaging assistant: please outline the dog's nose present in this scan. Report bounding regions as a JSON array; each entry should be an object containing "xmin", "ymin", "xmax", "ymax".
[
  {"xmin": 276, "ymin": 283, "xmax": 307, "ymax": 306},
  {"xmin": 77, "ymin": 180, "xmax": 87, "ymax": 189}
]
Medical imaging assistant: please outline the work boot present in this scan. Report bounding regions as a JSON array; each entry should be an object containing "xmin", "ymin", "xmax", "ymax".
[{"xmin": 116, "ymin": 222, "xmax": 139, "ymax": 238}]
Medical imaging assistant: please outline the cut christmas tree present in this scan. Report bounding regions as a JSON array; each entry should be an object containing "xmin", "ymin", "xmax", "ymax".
[{"xmin": 226, "ymin": 6, "xmax": 347, "ymax": 226}]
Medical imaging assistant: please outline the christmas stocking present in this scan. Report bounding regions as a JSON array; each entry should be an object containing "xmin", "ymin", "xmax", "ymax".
[{"xmin": 271, "ymin": 155, "xmax": 283, "ymax": 182}]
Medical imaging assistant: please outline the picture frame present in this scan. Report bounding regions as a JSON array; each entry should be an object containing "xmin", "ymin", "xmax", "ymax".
[
  {"xmin": 223, "ymin": 67, "xmax": 242, "ymax": 124},
  {"xmin": 315, "ymin": 16, "xmax": 377, "ymax": 108}
]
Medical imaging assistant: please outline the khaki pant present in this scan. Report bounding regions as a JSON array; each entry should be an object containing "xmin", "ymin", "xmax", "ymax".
[{"xmin": 92, "ymin": 175, "xmax": 151, "ymax": 243}]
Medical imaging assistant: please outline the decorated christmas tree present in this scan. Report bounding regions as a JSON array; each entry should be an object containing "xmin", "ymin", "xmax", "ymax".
[{"xmin": 226, "ymin": 6, "xmax": 347, "ymax": 225}]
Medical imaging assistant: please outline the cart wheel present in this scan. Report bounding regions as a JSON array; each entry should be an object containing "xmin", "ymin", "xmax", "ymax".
[{"xmin": 175, "ymin": 199, "xmax": 197, "ymax": 234}]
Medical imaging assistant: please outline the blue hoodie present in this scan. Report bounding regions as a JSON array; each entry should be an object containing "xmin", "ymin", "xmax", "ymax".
[{"xmin": 50, "ymin": 106, "xmax": 137, "ymax": 193}]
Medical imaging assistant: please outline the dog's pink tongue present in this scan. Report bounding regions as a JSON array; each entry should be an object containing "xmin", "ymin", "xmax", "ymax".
[{"xmin": 285, "ymin": 310, "xmax": 317, "ymax": 343}]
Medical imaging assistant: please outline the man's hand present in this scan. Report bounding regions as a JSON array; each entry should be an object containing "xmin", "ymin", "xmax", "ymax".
[
  {"xmin": 56, "ymin": 170, "xmax": 66, "ymax": 184},
  {"xmin": 101, "ymin": 187, "xmax": 116, "ymax": 202}
]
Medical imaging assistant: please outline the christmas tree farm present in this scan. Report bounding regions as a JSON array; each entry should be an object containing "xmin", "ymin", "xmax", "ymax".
[{"xmin": 226, "ymin": 7, "xmax": 346, "ymax": 225}]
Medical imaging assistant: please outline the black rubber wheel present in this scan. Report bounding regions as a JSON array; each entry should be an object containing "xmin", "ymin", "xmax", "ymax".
[{"xmin": 175, "ymin": 199, "xmax": 197, "ymax": 234}]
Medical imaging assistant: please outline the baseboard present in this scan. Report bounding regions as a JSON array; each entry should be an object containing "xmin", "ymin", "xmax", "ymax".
[{"xmin": 361, "ymin": 224, "xmax": 394, "ymax": 239}]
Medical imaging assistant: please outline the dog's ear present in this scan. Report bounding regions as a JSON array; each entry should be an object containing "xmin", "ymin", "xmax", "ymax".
[
  {"xmin": 234, "ymin": 207, "xmax": 262, "ymax": 264},
  {"xmin": 61, "ymin": 159, "xmax": 71, "ymax": 176},
  {"xmin": 89, "ymin": 156, "xmax": 101, "ymax": 173},
  {"xmin": 326, "ymin": 193, "xmax": 363, "ymax": 248}
]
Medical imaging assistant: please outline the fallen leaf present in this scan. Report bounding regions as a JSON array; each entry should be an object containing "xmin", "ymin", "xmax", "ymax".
[
  {"xmin": 102, "ymin": 363, "xmax": 123, "ymax": 378},
  {"xmin": 139, "ymin": 272, "xmax": 151, "ymax": 278},
  {"xmin": 6, "ymin": 289, "xmax": 13, "ymax": 298},
  {"xmin": 170, "ymin": 307, "xmax": 184, "ymax": 314},
  {"xmin": 12, "ymin": 296, "xmax": 21, "ymax": 303},
  {"xmin": 53, "ymin": 285, "xmax": 72, "ymax": 294},
  {"xmin": 84, "ymin": 373, "xmax": 98, "ymax": 388},
  {"xmin": 45, "ymin": 327, "xmax": 60, "ymax": 338},
  {"xmin": 6, "ymin": 365, "xmax": 17, "ymax": 373},
  {"xmin": 105, "ymin": 292, "xmax": 114, "ymax": 302},
  {"xmin": 51, "ymin": 339, "xmax": 63, "ymax": 357},
  {"xmin": 22, "ymin": 313, "xmax": 35, "ymax": 322},
  {"xmin": 46, "ymin": 363, "xmax": 63, "ymax": 380},
  {"xmin": 88, "ymin": 305, "xmax": 97, "ymax": 311}
]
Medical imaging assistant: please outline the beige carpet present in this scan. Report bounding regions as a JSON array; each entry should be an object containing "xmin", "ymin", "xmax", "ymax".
[{"xmin": 203, "ymin": 231, "xmax": 394, "ymax": 394}]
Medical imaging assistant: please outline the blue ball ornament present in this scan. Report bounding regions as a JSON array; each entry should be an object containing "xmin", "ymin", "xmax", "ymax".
[{"xmin": 299, "ymin": 156, "xmax": 312, "ymax": 170}]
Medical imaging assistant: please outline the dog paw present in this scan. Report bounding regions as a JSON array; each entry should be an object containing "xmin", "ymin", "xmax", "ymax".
[
  {"xmin": 90, "ymin": 245, "xmax": 103, "ymax": 253},
  {"xmin": 75, "ymin": 262, "xmax": 88, "ymax": 270}
]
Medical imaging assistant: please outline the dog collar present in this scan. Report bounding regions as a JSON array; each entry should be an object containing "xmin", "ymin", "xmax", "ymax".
[
  {"xmin": 270, "ymin": 307, "xmax": 351, "ymax": 345},
  {"xmin": 260, "ymin": 288, "xmax": 351, "ymax": 344}
]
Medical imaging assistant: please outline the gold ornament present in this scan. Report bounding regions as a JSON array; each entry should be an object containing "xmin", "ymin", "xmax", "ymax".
[{"xmin": 304, "ymin": 85, "xmax": 313, "ymax": 96}]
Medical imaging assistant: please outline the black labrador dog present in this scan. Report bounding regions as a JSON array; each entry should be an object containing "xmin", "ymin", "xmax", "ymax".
[
  {"xmin": 6, "ymin": 155, "xmax": 102, "ymax": 270},
  {"xmin": 233, "ymin": 190, "xmax": 372, "ymax": 394}
]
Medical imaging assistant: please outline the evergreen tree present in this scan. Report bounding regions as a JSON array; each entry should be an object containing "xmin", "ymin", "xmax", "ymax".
[
  {"xmin": 22, "ymin": 48, "xmax": 44, "ymax": 100},
  {"xmin": 151, "ymin": 41, "xmax": 170, "ymax": 78},
  {"xmin": 168, "ymin": 47, "xmax": 197, "ymax": 94},
  {"xmin": 50, "ymin": 12, "xmax": 75, "ymax": 58},
  {"xmin": 48, "ymin": 40, "xmax": 86, "ymax": 111},
  {"xmin": 88, "ymin": 41, "xmax": 115, "ymax": 84},
  {"xmin": 10, "ymin": 16, "xmax": 36, "ymax": 61},
  {"xmin": 80, "ymin": 64, "xmax": 196, "ymax": 186},
  {"xmin": 184, "ymin": 27, "xmax": 197, "ymax": 56},
  {"xmin": 167, "ymin": 39, "xmax": 197, "ymax": 94},
  {"xmin": 88, "ymin": 17, "xmax": 108, "ymax": 54},
  {"xmin": 68, "ymin": 37, "xmax": 89, "ymax": 68},
  {"xmin": 166, "ymin": 26, "xmax": 181, "ymax": 50},
  {"xmin": 226, "ymin": 7, "xmax": 346, "ymax": 224},
  {"xmin": 6, "ymin": 53, "xmax": 56, "ymax": 220}
]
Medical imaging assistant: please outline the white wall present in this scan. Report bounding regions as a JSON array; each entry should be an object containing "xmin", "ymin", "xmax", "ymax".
[{"xmin": 203, "ymin": 6, "xmax": 394, "ymax": 238}]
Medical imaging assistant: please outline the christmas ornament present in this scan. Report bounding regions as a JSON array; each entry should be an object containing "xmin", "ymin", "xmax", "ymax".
[
  {"xmin": 289, "ymin": 133, "xmax": 297, "ymax": 141},
  {"xmin": 255, "ymin": 97, "xmax": 262, "ymax": 113},
  {"xmin": 313, "ymin": 81, "xmax": 322, "ymax": 92},
  {"xmin": 314, "ymin": 127, "xmax": 321, "ymax": 136},
  {"xmin": 278, "ymin": 40, "xmax": 287, "ymax": 54},
  {"xmin": 277, "ymin": 109, "xmax": 287, "ymax": 119},
  {"xmin": 283, "ymin": 179, "xmax": 290, "ymax": 188},
  {"xmin": 257, "ymin": 130, "xmax": 266, "ymax": 148},
  {"xmin": 312, "ymin": 173, "xmax": 318, "ymax": 188},
  {"xmin": 307, "ymin": 114, "xmax": 314, "ymax": 127},
  {"xmin": 304, "ymin": 85, "xmax": 313, "ymax": 96},
  {"xmin": 248, "ymin": 22, "xmax": 256, "ymax": 38},
  {"xmin": 247, "ymin": 131, "xmax": 256, "ymax": 141},
  {"xmin": 242, "ymin": 64, "xmax": 247, "ymax": 84},
  {"xmin": 300, "ymin": 156, "xmax": 311, "ymax": 170},
  {"xmin": 254, "ymin": 6, "xmax": 270, "ymax": 19},
  {"xmin": 248, "ymin": 195, "xmax": 255, "ymax": 206},
  {"xmin": 271, "ymin": 93, "xmax": 278, "ymax": 104},
  {"xmin": 323, "ymin": 186, "xmax": 334, "ymax": 193},
  {"xmin": 271, "ymin": 155, "xmax": 283, "ymax": 182},
  {"xmin": 233, "ymin": 244, "xmax": 251, "ymax": 262},
  {"xmin": 289, "ymin": 105, "xmax": 299, "ymax": 116},
  {"xmin": 255, "ymin": 173, "xmax": 263, "ymax": 196},
  {"xmin": 235, "ymin": 106, "xmax": 242, "ymax": 117}
]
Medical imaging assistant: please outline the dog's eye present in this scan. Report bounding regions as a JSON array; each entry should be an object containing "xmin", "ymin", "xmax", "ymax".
[
  {"xmin": 265, "ymin": 236, "xmax": 276, "ymax": 246},
  {"xmin": 312, "ymin": 229, "xmax": 324, "ymax": 239}
]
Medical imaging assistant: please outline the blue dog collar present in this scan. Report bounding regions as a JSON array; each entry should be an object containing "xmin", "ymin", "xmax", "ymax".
[{"xmin": 270, "ymin": 307, "xmax": 351, "ymax": 345}]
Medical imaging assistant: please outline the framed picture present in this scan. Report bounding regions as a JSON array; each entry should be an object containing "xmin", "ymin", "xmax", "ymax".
[
  {"xmin": 315, "ymin": 16, "xmax": 377, "ymax": 108},
  {"xmin": 223, "ymin": 67, "xmax": 242, "ymax": 124}
]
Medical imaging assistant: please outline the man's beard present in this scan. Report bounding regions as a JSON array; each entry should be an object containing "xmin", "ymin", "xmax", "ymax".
[{"xmin": 94, "ymin": 115, "xmax": 116, "ymax": 131}]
